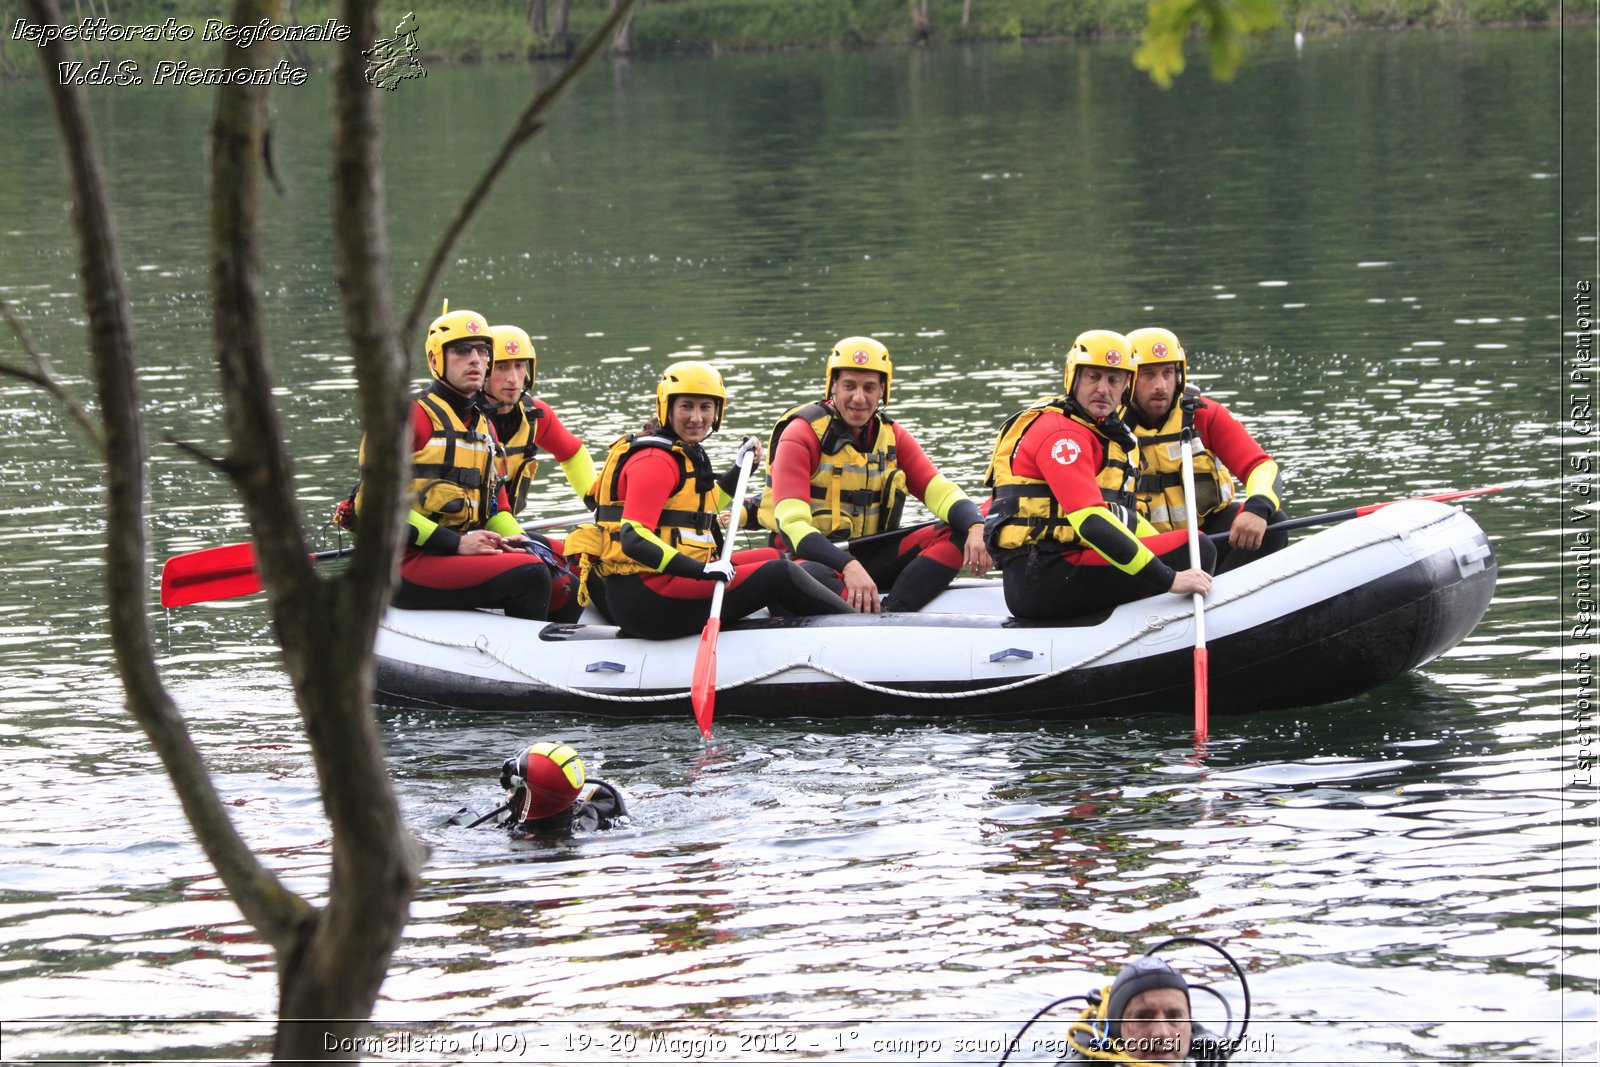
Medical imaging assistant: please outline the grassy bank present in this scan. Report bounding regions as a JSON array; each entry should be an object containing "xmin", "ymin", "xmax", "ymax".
[{"xmin": 1, "ymin": 0, "xmax": 1570, "ymax": 71}]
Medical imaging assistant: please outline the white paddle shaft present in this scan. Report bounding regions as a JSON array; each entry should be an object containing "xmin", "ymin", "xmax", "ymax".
[{"xmin": 1179, "ymin": 436, "xmax": 1208, "ymax": 649}]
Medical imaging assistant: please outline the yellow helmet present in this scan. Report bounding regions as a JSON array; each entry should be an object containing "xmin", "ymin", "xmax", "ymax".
[
  {"xmin": 655, "ymin": 360, "xmax": 726, "ymax": 432},
  {"xmin": 824, "ymin": 336, "xmax": 893, "ymax": 404},
  {"xmin": 1064, "ymin": 329, "xmax": 1134, "ymax": 396},
  {"xmin": 490, "ymin": 324, "xmax": 538, "ymax": 393},
  {"xmin": 1127, "ymin": 327, "xmax": 1186, "ymax": 393},
  {"xmin": 424, "ymin": 299, "xmax": 491, "ymax": 381}
]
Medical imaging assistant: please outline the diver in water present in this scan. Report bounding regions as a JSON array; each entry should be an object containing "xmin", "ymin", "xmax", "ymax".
[
  {"xmin": 448, "ymin": 741, "xmax": 628, "ymax": 839},
  {"xmin": 1001, "ymin": 939, "xmax": 1248, "ymax": 1067},
  {"xmin": 1058, "ymin": 956, "xmax": 1224, "ymax": 1065}
]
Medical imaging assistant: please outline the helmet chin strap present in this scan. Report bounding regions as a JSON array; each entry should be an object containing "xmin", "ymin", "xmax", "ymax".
[{"xmin": 1064, "ymin": 395, "xmax": 1136, "ymax": 449}]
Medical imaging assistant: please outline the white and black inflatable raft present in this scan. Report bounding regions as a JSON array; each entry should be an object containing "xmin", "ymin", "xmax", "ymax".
[{"xmin": 372, "ymin": 499, "xmax": 1497, "ymax": 721}]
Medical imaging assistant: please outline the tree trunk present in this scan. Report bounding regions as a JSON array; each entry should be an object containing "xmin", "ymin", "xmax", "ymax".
[
  {"xmin": 911, "ymin": 0, "xmax": 932, "ymax": 41},
  {"xmin": 0, "ymin": 12, "xmax": 17, "ymax": 77},
  {"xmin": 962, "ymin": 0, "xmax": 973, "ymax": 29},
  {"xmin": 19, "ymin": 0, "xmax": 314, "ymax": 952},
  {"xmin": 551, "ymin": 0, "xmax": 572, "ymax": 56},
  {"xmin": 610, "ymin": 0, "xmax": 636, "ymax": 55},
  {"xmin": 528, "ymin": 0, "xmax": 547, "ymax": 37},
  {"xmin": 269, "ymin": 5, "xmax": 424, "ymax": 1050},
  {"xmin": 12, "ymin": 0, "xmax": 639, "ymax": 1057}
]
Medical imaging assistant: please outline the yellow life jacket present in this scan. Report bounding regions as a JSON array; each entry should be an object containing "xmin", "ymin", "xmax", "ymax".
[
  {"xmin": 983, "ymin": 397, "xmax": 1140, "ymax": 552},
  {"xmin": 1133, "ymin": 390, "xmax": 1236, "ymax": 532},
  {"xmin": 357, "ymin": 390, "xmax": 497, "ymax": 532},
  {"xmin": 756, "ymin": 402, "xmax": 906, "ymax": 540},
  {"xmin": 589, "ymin": 433, "xmax": 721, "ymax": 577},
  {"xmin": 494, "ymin": 399, "xmax": 543, "ymax": 517}
]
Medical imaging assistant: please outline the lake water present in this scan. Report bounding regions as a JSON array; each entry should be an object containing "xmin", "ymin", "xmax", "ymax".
[{"xmin": 0, "ymin": 27, "xmax": 1594, "ymax": 1064}]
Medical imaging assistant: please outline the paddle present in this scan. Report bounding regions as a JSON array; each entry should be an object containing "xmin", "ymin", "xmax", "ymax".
[
  {"xmin": 690, "ymin": 448, "xmax": 757, "ymax": 739},
  {"xmin": 1202, "ymin": 486, "xmax": 1501, "ymax": 543},
  {"xmin": 1179, "ymin": 434, "xmax": 1209, "ymax": 741},
  {"xmin": 836, "ymin": 517, "xmax": 940, "ymax": 553},
  {"xmin": 160, "ymin": 509, "xmax": 594, "ymax": 608}
]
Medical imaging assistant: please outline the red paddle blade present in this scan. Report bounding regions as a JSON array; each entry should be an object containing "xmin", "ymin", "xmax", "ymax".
[
  {"xmin": 1194, "ymin": 647, "xmax": 1210, "ymax": 740},
  {"xmin": 1355, "ymin": 485, "xmax": 1501, "ymax": 518},
  {"xmin": 690, "ymin": 617, "xmax": 722, "ymax": 739},
  {"xmin": 159, "ymin": 542, "xmax": 263, "ymax": 608}
]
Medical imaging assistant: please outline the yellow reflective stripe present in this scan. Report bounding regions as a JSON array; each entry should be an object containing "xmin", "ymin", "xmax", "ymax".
[
  {"xmin": 816, "ymin": 460, "xmax": 885, "ymax": 477},
  {"xmin": 1145, "ymin": 498, "xmax": 1176, "ymax": 525},
  {"xmin": 1244, "ymin": 458, "xmax": 1281, "ymax": 511}
]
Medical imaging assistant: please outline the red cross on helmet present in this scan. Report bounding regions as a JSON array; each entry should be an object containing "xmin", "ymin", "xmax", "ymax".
[
  {"xmin": 424, "ymin": 299, "xmax": 493, "ymax": 381},
  {"xmin": 824, "ymin": 336, "xmax": 893, "ymax": 403},
  {"xmin": 1127, "ymin": 327, "xmax": 1187, "ymax": 395}
]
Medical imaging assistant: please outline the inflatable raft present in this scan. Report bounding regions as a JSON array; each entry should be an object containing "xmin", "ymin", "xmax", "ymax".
[{"xmin": 372, "ymin": 499, "xmax": 1497, "ymax": 720}]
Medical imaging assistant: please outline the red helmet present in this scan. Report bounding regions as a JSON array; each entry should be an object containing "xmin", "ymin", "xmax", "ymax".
[{"xmin": 500, "ymin": 742, "xmax": 585, "ymax": 822}]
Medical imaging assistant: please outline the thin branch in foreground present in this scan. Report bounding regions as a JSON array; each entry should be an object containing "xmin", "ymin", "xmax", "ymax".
[
  {"xmin": 0, "ymin": 295, "xmax": 108, "ymax": 454},
  {"xmin": 166, "ymin": 435, "xmax": 238, "ymax": 476},
  {"xmin": 403, "ymin": 0, "xmax": 640, "ymax": 339}
]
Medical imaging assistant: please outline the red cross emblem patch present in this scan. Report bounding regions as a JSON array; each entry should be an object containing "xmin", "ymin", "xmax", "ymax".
[
  {"xmin": 1105, "ymin": 350, "xmax": 1123, "ymax": 366},
  {"xmin": 853, "ymin": 351, "xmax": 870, "ymax": 364},
  {"xmin": 1152, "ymin": 342, "xmax": 1168, "ymax": 358},
  {"xmin": 466, "ymin": 320, "xmax": 482, "ymax": 333},
  {"xmin": 504, "ymin": 340, "xmax": 520, "ymax": 356}
]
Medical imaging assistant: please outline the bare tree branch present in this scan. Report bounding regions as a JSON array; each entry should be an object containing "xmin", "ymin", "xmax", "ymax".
[
  {"xmin": 257, "ymin": 1, "xmax": 427, "ymax": 1054},
  {"xmin": 332, "ymin": 2, "xmax": 411, "ymax": 615},
  {"xmin": 403, "ymin": 0, "xmax": 641, "ymax": 340},
  {"xmin": 20, "ymin": 0, "xmax": 312, "ymax": 946},
  {"xmin": 0, "ymin": 296, "xmax": 107, "ymax": 454},
  {"xmin": 166, "ymin": 435, "xmax": 237, "ymax": 475}
]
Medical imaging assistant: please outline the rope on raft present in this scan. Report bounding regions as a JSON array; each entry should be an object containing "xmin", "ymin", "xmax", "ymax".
[{"xmin": 380, "ymin": 516, "xmax": 1433, "ymax": 704}]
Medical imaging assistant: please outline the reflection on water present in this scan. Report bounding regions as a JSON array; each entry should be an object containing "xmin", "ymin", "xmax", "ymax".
[{"xmin": 0, "ymin": 27, "xmax": 1590, "ymax": 1065}]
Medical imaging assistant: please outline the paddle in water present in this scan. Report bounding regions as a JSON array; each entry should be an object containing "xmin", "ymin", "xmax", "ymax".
[{"xmin": 690, "ymin": 447, "xmax": 757, "ymax": 739}]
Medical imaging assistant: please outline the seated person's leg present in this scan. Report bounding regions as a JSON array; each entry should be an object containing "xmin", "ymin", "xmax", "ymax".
[
  {"xmin": 999, "ymin": 549, "xmax": 1078, "ymax": 621},
  {"xmin": 722, "ymin": 550, "xmax": 853, "ymax": 622},
  {"xmin": 394, "ymin": 553, "xmax": 554, "ymax": 620},
  {"xmin": 601, "ymin": 573, "xmax": 710, "ymax": 640},
  {"xmin": 882, "ymin": 525, "xmax": 966, "ymax": 611},
  {"xmin": 1002, "ymin": 532, "xmax": 1213, "ymax": 620}
]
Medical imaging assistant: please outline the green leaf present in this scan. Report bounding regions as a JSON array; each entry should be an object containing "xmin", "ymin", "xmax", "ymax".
[{"xmin": 1135, "ymin": 0, "xmax": 1285, "ymax": 88}]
